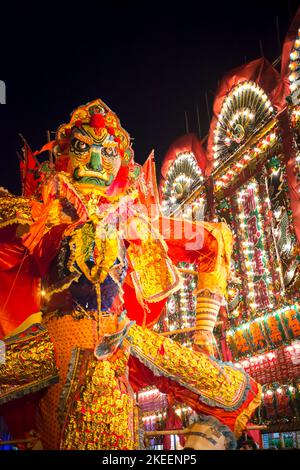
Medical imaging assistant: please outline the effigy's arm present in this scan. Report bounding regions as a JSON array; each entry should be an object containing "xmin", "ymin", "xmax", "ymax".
[
  {"xmin": 0, "ymin": 176, "xmax": 85, "ymax": 337},
  {"xmin": 0, "ymin": 192, "xmax": 43, "ymax": 337},
  {"xmin": 193, "ymin": 221, "xmax": 233, "ymax": 355},
  {"xmin": 162, "ymin": 216, "xmax": 233, "ymax": 355},
  {"xmin": 0, "ymin": 324, "xmax": 59, "ymax": 405}
]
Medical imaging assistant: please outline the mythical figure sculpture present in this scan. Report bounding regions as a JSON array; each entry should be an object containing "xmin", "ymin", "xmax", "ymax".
[{"xmin": 0, "ymin": 99, "xmax": 261, "ymax": 450}]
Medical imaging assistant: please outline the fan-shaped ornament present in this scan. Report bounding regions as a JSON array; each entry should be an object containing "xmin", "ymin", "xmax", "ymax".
[
  {"xmin": 213, "ymin": 81, "xmax": 275, "ymax": 167},
  {"xmin": 160, "ymin": 152, "xmax": 204, "ymax": 216},
  {"xmin": 289, "ymin": 28, "xmax": 300, "ymax": 100}
]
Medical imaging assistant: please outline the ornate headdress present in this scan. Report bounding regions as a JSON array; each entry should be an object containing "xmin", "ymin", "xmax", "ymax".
[{"xmin": 54, "ymin": 98, "xmax": 134, "ymax": 170}]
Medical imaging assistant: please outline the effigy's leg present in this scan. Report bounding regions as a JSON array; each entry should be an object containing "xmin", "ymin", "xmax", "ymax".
[
  {"xmin": 128, "ymin": 323, "xmax": 261, "ymax": 447},
  {"xmin": 194, "ymin": 222, "xmax": 233, "ymax": 357},
  {"xmin": 194, "ymin": 289, "xmax": 223, "ymax": 356}
]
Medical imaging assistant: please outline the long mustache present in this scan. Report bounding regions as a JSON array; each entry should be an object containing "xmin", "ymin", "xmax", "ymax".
[{"xmin": 76, "ymin": 166, "xmax": 110, "ymax": 182}]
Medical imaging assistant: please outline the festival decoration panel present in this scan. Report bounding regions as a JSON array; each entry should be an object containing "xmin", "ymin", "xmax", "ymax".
[
  {"xmin": 217, "ymin": 153, "xmax": 300, "ymax": 328},
  {"xmin": 288, "ymin": 27, "xmax": 300, "ymax": 99},
  {"xmin": 153, "ymin": 263, "xmax": 197, "ymax": 347},
  {"xmin": 227, "ymin": 305, "xmax": 300, "ymax": 359},
  {"xmin": 160, "ymin": 152, "xmax": 205, "ymax": 217},
  {"xmin": 288, "ymin": 28, "xmax": 300, "ymax": 202},
  {"xmin": 212, "ymin": 81, "xmax": 276, "ymax": 169},
  {"xmin": 265, "ymin": 156, "xmax": 300, "ymax": 291},
  {"xmin": 253, "ymin": 378, "xmax": 300, "ymax": 427}
]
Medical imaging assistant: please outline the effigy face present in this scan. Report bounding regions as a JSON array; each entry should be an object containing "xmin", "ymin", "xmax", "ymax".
[
  {"xmin": 54, "ymin": 99, "xmax": 132, "ymax": 191},
  {"xmin": 69, "ymin": 124, "xmax": 121, "ymax": 187}
]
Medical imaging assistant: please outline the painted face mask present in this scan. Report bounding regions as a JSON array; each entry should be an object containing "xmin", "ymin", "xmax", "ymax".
[{"xmin": 54, "ymin": 99, "xmax": 133, "ymax": 192}]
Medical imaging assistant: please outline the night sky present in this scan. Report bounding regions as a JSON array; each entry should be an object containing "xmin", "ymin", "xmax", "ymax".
[{"xmin": 0, "ymin": 1, "xmax": 299, "ymax": 194}]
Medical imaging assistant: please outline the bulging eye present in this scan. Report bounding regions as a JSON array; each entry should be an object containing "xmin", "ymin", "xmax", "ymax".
[
  {"xmin": 71, "ymin": 138, "xmax": 90, "ymax": 153},
  {"xmin": 101, "ymin": 146, "xmax": 119, "ymax": 158}
]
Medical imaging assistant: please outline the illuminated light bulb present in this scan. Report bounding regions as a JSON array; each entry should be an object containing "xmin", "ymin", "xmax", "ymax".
[
  {"xmin": 266, "ymin": 390, "xmax": 273, "ymax": 396},
  {"xmin": 283, "ymin": 241, "xmax": 292, "ymax": 251},
  {"xmin": 41, "ymin": 289, "xmax": 46, "ymax": 297},
  {"xmin": 267, "ymin": 352, "xmax": 275, "ymax": 360},
  {"xmin": 287, "ymin": 268, "xmax": 296, "ymax": 277},
  {"xmin": 276, "ymin": 387, "xmax": 283, "ymax": 394},
  {"xmin": 274, "ymin": 209, "xmax": 281, "ymax": 219},
  {"xmin": 289, "ymin": 72, "xmax": 297, "ymax": 82},
  {"xmin": 290, "ymin": 51, "xmax": 298, "ymax": 61},
  {"xmin": 290, "ymin": 82, "xmax": 298, "ymax": 92},
  {"xmin": 295, "ymin": 39, "xmax": 300, "ymax": 48},
  {"xmin": 289, "ymin": 386, "xmax": 295, "ymax": 392}
]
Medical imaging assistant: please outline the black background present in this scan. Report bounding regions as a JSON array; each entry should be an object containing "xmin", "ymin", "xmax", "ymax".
[{"xmin": 0, "ymin": 0, "xmax": 299, "ymax": 193}]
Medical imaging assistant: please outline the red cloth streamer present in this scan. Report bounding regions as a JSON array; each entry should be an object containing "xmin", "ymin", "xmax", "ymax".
[{"xmin": 32, "ymin": 140, "xmax": 56, "ymax": 156}]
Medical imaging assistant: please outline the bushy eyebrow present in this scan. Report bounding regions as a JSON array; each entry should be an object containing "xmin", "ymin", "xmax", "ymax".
[{"xmin": 72, "ymin": 130, "xmax": 93, "ymax": 145}]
